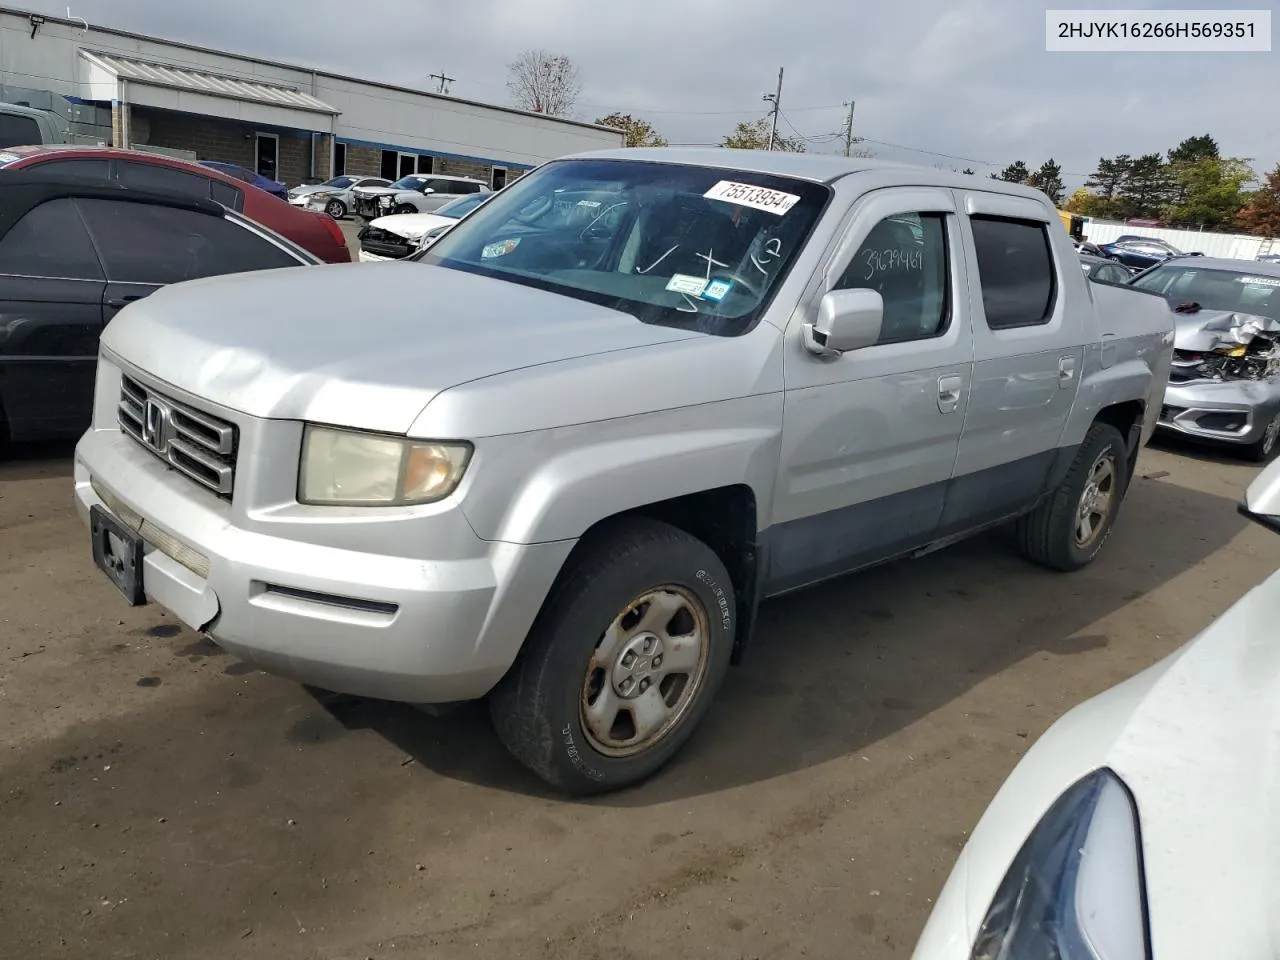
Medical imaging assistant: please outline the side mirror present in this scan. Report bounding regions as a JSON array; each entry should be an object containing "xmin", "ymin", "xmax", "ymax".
[
  {"xmin": 1238, "ymin": 456, "xmax": 1280, "ymax": 535},
  {"xmin": 802, "ymin": 288, "xmax": 884, "ymax": 357},
  {"xmin": 422, "ymin": 187, "xmax": 435, "ymax": 195}
]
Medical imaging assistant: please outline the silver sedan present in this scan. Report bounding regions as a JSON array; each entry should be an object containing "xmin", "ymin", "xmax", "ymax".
[{"xmin": 288, "ymin": 175, "xmax": 392, "ymax": 220}]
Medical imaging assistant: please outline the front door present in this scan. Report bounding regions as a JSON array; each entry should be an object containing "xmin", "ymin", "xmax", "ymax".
[
  {"xmin": 255, "ymin": 133, "xmax": 279, "ymax": 181},
  {"xmin": 768, "ymin": 187, "xmax": 974, "ymax": 595},
  {"xmin": 940, "ymin": 192, "xmax": 1084, "ymax": 535}
]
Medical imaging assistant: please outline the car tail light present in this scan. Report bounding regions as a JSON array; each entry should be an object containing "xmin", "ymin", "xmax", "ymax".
[{"xmin": 320, "ymin": 215, "xmax": 349, "ymax": 259}]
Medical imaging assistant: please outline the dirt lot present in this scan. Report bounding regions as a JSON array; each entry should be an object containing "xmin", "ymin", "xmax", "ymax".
[{"xmin": 1, "ymin": 438, "xmax": 1276, "ymax": 960}]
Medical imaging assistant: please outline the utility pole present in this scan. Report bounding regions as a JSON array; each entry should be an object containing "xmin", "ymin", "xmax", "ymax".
[
  {"xmin": 843, "ymin": 100, "xmax": 856, "ymax": 157},
  {"xmin": 429, "ymin": 70, "xmax": 455, "ymax": 95},
  {"xmin": 763, "ymin": 67, "xmax": 784, "ymax": 151}
]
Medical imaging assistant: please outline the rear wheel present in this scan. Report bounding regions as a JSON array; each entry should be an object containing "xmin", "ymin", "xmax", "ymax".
[
  {"xmin": 490, "ymin": 519, "xmax": 735, "ymax": 795},
  {"xmin": 1016, "ymin": 422, "xmax": 1128, "ymax": 572},
  {"xmin": 325, "ymin": 198, "xmax": 347, "ymax": 220},
  {"xmin": 393, "ymin": 204, "xmax": 416, "ymax": 215},
  {"xmin": 1246, "ymin": 411, "xmax": 1280, "ymax": 462}
]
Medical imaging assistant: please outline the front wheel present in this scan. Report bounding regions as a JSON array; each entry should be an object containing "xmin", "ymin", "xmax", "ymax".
[
  {"xmin": 393, "ymin": 203, "xmax": 416, "ymax": 215},
  {"xmin": 490, "ymin": 519, "xmax": 736, "ymax": 795},
  {"xmin": 326, "ymin": 198, "xmax": 347, "ymax": 219},
  {"xmin": 1016, "ymin": 422, "xmax": 1128, "ymax": 572},
  {"xmin": 1246, "ymin": 411, "xmax": 1280, "ymax": 462}
]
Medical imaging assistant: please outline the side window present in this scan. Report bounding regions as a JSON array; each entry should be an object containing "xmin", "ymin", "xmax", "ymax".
[
  {"xmin": 30, "ymin": 158, "xmax": 111, "ymax": 181},
  {"xmin": 116, "ymin": 160, "xmax": 212, "ymax": 199},
  {"xmin": 0, "ymin": 114, "xmax": 41, "ymax": 148},
  {"xmin": 209, "ymin": 179, "xmax": 245, "ymax": 212},
  {"xmin": 0, "ymin": 198, "xmax": 103, "ymax": 280},
  {"xmin": 76, "ymin": 198, "xmax": 303, "ymax": 285},
  {"xmin": 970, "ymin": 216, "xmax": 1057, "ymax": 329},
  {"xmin": 834, "ymin": 212, "xmax": 949, "ymax": 344},
  {"xmin": 428, "ymin": 179, "xmax": 459, "ymax": 195}
]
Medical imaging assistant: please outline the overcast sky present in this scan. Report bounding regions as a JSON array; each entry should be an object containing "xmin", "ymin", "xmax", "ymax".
[{"xmin": 28, "ymin": 0, "xmax": 1280, "ymax": 188}]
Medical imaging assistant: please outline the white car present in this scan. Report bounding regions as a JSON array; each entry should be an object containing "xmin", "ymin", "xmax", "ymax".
[
  {"xmin": 355, "ymin": 192, "xmax": 491, "ymax": 261},
  {"xmin": 287, "ymin": 175, "xmax": 392, "ymax": 219},
  {"xmin": 351, "ymin": 174, "xmax": 490, "ymax": 220},
  {"xmin": 912, "ymin": 457, "xmax": 1280, "ymax": 960}
]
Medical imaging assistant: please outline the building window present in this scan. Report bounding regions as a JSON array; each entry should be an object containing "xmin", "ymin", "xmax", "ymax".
[
  {"xmin": 417, "ymin": 155, "xmax": 434, "ymax": 174},
  {"xmin": 380, "ymin": 150, "xmax": 398, "ymax": 180},
  {"xmin": 397, "ymin": 153, "xmax": 416, "ymax": 178},
  {"xmin": 333, "ymin": 142, "xmax": 346, "ymax": 177},
  {"xmin": 492, "ymin": 167, "xmax": 507, "ymax": 190}
]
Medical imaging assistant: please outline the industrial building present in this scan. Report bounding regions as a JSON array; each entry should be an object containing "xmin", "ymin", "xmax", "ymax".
[{"xmin": 0, "ymin": 5, "xmax": 623, "ymax": 188}]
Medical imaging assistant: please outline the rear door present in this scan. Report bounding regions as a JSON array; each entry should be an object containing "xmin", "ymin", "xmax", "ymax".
[
  {"xmin": 0, "ymin": 198, "xmax": 107, "ymax": 439},
  {"xmin": 942, "ymin": 191, "xmax": 1083, "ymax": 535}
]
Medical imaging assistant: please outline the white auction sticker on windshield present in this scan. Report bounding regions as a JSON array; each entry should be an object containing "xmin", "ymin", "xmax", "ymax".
[
  {"xmin": 1237, "ymin": 275, "xmax": 1280, "ymax": 287},
  {"xmin": 703, "ymin": 180, "xmax": 800, "ymax": 216},
  {"xmin": 0, "ymin": 152, "xmax": 18, "ymax": 165},
  {"xmin": 666, "ymin": 274, "xmax": 708, "ymax": 296}
]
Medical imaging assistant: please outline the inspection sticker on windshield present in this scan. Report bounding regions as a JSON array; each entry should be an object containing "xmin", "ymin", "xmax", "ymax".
[
  {"xmin": 481, "ymin": 238, "xmax": 521, "ymax": 259},
  {"xmin": 703, "ymin": 279, "xmax": 734, "ymax": 302},
  {"xmin": 666, "ymin": 274, "xmax": 708, "ymax": 297},
  {"xmin": 703, "ymin": 180, "xmax": 800, "ymax": 216},
  {"xmin": 0, "ymin": 152, "xmax": 18, "ymax": 166}
]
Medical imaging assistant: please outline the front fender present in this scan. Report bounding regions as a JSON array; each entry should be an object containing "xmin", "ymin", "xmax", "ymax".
[{"xmin": 458, "ymin": 396, "xmax": 783, "ymax": 544}]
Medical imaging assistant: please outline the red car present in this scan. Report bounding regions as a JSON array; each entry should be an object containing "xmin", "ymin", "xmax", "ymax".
[{"xmin": 0, "ymin": 145, "xmax": 350, "ymax": 263}]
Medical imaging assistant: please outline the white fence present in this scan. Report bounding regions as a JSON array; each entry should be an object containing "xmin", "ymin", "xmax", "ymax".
[{"xmin": 1083, "ymin": 220, "xmax": 1280, "ymax": 261}]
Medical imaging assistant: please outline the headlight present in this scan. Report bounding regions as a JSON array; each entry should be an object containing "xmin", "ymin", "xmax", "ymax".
[
  {"xmin": 971, "ymin": 768, "xmax": 1149, "ymax": 960},
  {"xmin": 299, "ymin": 426, "xmax": 471, "ymax": 506}
]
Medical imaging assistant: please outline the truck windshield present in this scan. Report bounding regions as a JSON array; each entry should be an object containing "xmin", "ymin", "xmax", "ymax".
[
  {"xmin": 1131, "ymin": 264, "xmax": 1280, "ymax": 322},
  {"xmin": 420, "ymin": 158, "xmax": 831, "ymax": 336}
]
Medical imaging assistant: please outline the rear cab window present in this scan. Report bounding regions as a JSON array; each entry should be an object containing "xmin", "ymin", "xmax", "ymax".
[
  {"xmin": 0, "ymin": 114, "xmax": 41, "ymax": 149},
  {"xmin": 970, "ymin": 216, "xmax": 1058, "ymax": 329}
]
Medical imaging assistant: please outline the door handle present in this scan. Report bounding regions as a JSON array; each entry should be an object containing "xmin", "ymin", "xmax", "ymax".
[
  {"xmin": 107, "ymin": 295, "xmax": 144, "ymax": 309},
  {"xmin": 937, "ymin": 374, "xmax": 963, "ymax": 414},
  {"xmin": 1058, "ymin": 355, "xmax": 1076, "ymax": 387}
]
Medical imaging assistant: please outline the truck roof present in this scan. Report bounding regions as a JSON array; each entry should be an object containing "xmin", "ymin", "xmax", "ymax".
[{"xmin": 565, "ymin": 147, "xmax": 1052, "ymax": 201}]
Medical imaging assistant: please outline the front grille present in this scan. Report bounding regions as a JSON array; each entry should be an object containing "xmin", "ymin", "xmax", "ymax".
[
  {"xmin": 117, "ymin": 375, "xmax": 238, "ymax": 498},
  {"xmin": 359, "ymin": 227, "xmax": 413, "ymax": 259}
]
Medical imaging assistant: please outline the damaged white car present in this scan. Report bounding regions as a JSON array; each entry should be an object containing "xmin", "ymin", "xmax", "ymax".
[
  {"xmin": 356, "ymin": 192, "xmax": 491, "ymax": 262},
  {"xmin": 912, "ymin": 455, "xmax": 1280, "ymax": 959},
  {"xmin": 1133, "ymin": 258, "xmax": 1280, "ymax": 461}
]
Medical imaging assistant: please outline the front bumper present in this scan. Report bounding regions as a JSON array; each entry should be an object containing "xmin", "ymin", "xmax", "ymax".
[
  {"xmin": 73, "ymin": 371, "xmax": 574, "ymax": 703},
  {"xmin": 1157, "ymin": 376, "xmax": 1280, "ymax": 446},
  {"xmin": 358, "ymin": 249, "xmax": 395, "ymax": 262},
  {"xmin": 354, "ymin": 194, "xmax": 394, "ymax": 219}
]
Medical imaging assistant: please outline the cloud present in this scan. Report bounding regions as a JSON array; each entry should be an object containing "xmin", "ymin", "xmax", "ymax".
[{"xmin": 26, "ymin": 0, "xmax": 1280, "ymax": 185}]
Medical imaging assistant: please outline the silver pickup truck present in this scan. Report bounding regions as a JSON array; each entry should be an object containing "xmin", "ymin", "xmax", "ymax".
[{"xmin": 75, "ymin": 149, "xmax": 1175, "ymax": 795}]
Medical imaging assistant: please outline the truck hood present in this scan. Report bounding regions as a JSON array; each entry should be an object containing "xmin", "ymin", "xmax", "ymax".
[
  {"xmin": 100, "ymin": 263, "xmax": 700, "ymax": 434},
  {"xmin": 912, "ymin": 564, "xmax": 1280, "ymax": 959}
]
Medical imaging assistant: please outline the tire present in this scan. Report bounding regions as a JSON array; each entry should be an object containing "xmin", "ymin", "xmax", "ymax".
[
  {"xmin": 1245, "ymin": 411, "xmax": 1280, "ymax": 462},
  {"xmin": 326, "ymin": 199, "xmax": 347, "ymax": 220},
  {"xmin": 490, "ymin": 518, "xmax": 736, "ymax": 796},
  {"xmin": 1016, "ymin": 422, "xmax": 1128, "ymax": 572},
  {"xmin": 393, "ymin": 204, "xmax": 416, "ymax": 215}
]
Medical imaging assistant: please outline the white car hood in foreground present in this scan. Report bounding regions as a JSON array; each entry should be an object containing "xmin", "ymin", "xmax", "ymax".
[
  {"xmin": 100, "ymin": 263, "xmax": 698, "ymax": 435},
  {"xmin": 913, "ymin": 563, "xmax": 1280, "ymax": 959}
]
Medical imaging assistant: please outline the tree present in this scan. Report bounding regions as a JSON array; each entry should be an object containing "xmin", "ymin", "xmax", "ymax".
[
  {"xmin": 720, "ymin": 117, "xmax": 805, "ymax": 153},
  {"xmin": 1163, "ymin": 157, "xmax": 1254, "ymax": 229},
  {"xmin": 1064, "ymin": 187, "xmax": 1097, "ymax": 215},
  {"xmin": 1167, "ymin": 134, "xmax": 1219, "ymax": 166},
  {"xmin": 1121, "ymin": 152, "xmax": 1175, "ymax": 219},
  {"xmin": 1026, "ymin": 158, "xmax": 1065, "ymax": 206},
  {"xmin": 994, "ymin": 161, "xmax": 1030, "ymax": 183},
  {"xmin": 961, "ymin": 168, "xmax": 975, "ymax": 175},
  {"xmin": 507, "ymin": 50, "xmax": 581, "ymax": 117},
  {"xmin": 1238, "ymin": 164, "xmax": 1280, "ymax": 236},
  {"xmin": 594, "ymin": 112, "xmax": 667, "ymax": 148},
  {"xmin": 1085, "ymin": 155, "xmax": 1131, "ymax": 200}
]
